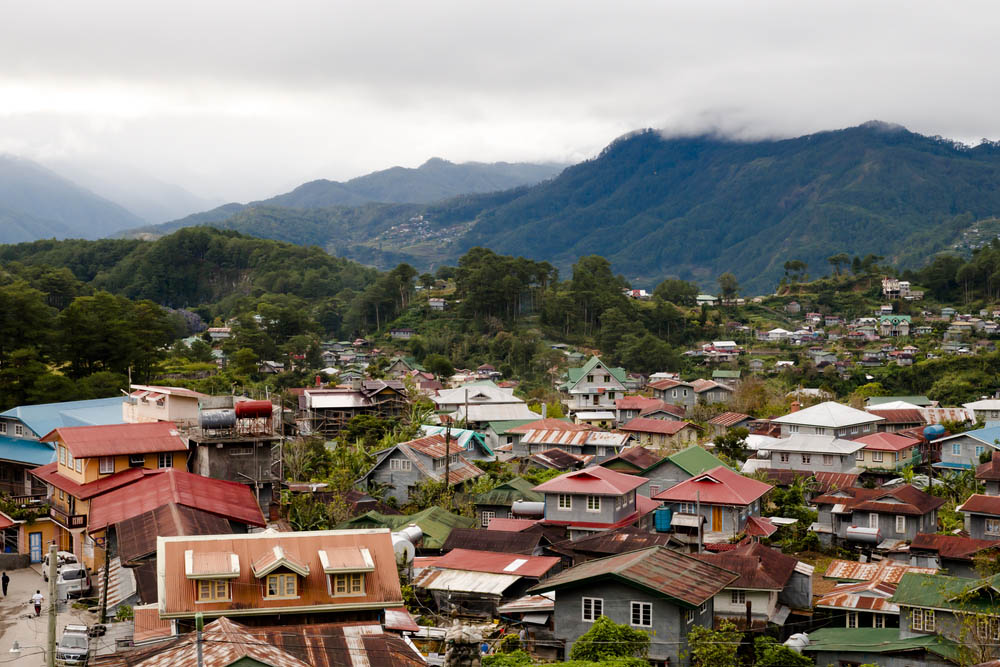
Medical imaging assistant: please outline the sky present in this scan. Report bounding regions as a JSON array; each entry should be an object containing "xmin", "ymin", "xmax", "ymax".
[{"xmin": 3, "ymin": 1, "xmax": 1000, "ymax": 203}]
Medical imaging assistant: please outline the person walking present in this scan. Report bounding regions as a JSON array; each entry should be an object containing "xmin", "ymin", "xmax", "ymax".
[
  {"xmin": 31, "ymin": 590, "xmax": 43, "ymax": 617},
  {"xmin": 1, "ymin": 572, "xmax": 8, "ymax": 596}
]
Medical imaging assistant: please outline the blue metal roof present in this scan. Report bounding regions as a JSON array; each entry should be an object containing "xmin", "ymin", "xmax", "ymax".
[
  {"xmin": 938, "ymin": 425, "xmax": 1000, "ymax": 447},
  {"xmin": 0, "ymin": 397, "xmax": 125, "ymax": 439},
  {"xmin": 932, "ymin": 461, "xmax": 975, "ymax": 470},
  {"xmin": 0, "ymin": 435, "xmax": 55, "ymax": 466}
]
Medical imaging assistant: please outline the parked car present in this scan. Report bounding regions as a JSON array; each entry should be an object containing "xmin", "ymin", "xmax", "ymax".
[
  {"xmin": 43, "ymin": 551, "xmax": 77, "ymax": 581},
  {"xmin": 56, "ymin": 564, "xmax": 91, "ymax": 598},
  {"xmin": 55, "ymin": 624, "xmax": 89, "ymax": 666}
]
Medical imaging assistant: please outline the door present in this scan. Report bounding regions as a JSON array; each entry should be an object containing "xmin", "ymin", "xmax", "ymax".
[
  {"xmin": 29, "ymin": 532, "xmax": 42, "ymax": 563},
  {"xmin": 712, "ymin": 506, "xmax": 722, "ymax": 532}
]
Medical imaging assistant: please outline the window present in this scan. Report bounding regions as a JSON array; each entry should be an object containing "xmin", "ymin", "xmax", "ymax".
[
  {"xmin": 699, "ymin": 602, "xmax": 707, "ymax": 614},
  {"xmin": 129, "ymin": 454, "xmax": 145, "ymax": 467},
  {"xmin": 99, "ymin": 457, "xmax": 114, "ymax": 474},
  {"xmin": 66, "ymin": 451, "xmax": 74, "ymax": 470},
  {"xmin": 558, "ymin": 494, "xmax": 572, "ymax": 511},
  {"xmin": 229, "ymin": 447, "xmax": 253, "ymax": 456},
  {"xmin": 815, "ymin": 427, "xmax": 826, "ymax": 435},
  {"xmin": 0, "ymin": 422, "xmax": 6, "ymax": 434},
  {"xmin": 332, "ymin": 572, "xmax": 365, "ymax": 596},
  {"xmin": 895, "ymin": 515, "xmax": 906, "ymax": 534},
  {"xmin": 801, "ymin": 454, "xmax": 811, "ymax": 464},
  {"xmin": 682, "ymin": 609, "xmax": 694, "ymax": 624},
  {"xmin": 789, "ymin": 425, "xmax": 799, "ymax": 434},
  {"xmin": 823, "ymin": 455, "xmax": 834, "ymax": 466},
  {"xmin": 506, "ymin": 511, "xmax": 514, "ymax": 519},
  {"xmin": 672, "ymin": 389, "xmax": 677, "ymax": 398},
  {"xmin": 869, "ymin": 512, "xmax": 879, "ymax": 529},
  {"xmin": 846, "ymin": 612, "xmax": 858, "ymax": 629},
  {"xmin": 59, "ymin": 446, "xmax": 66, "ymax": 466},
  {"xmin": 872, "ymin": 451, "xmax": 884, "ymax": 463},
  {"xmin": 953, "ymin": 443, "xmax": 962, "ymax": 456},
  {"xmin": 481, "ymin": 511, "xmax": 495, "ymax": 528},
  {"xmin": 779, "ymin": 453, "xmax": 790, "ymax": 463},
  {"xmin": 265, "ymin": 573, "xmax": 297, "ymax": 598},
  {"xmin": 586, "ymin": 496, "xmax": 601, "ymax": 512},
  {"xmin": 863, "ymin": 424, "xmax": 871, "ymax": 432},
  {"xmin": 196, "ymin": 579, "xmax": 230, "ymax": 602},
  {"xmin": 59, "ymin": 489, "xmax": 64, "ymax": 501},
  {"xmin": 731, "ymin": 590, "xmax": 746, "ymax": 605},
  {"xmin": 75, "ymin": 458, "xmax": 82, "ymax": 473},
  {"xmin": 389, "ymin": 459, "xmax": 411, "ymax": 472},
  {"xmin": 597, "ymin": 446, "xmax": 607, "ymax": 457},
  {"xmin": 582, "ymin": 597, "xmax": 603, "ymax": 622},
  {"xmin": 506, "ymin": 436, "xmax": 514, "ymax": 444},
  {"xmin": 630, "ymin": 601, "xmax": 652, "ymax": 627},
  {"xmin": 986, "ymin": 519, "xmax": 1000, "ymax": 536},
  {"xmin": 158, "ymin": 452, "xmax": 172, "ymax": 469},
  {"xmin": 649, "ymin": 485, "xmax": 661, "ymax": 496},
  {"xmin": 450, "ymin": 454, "xmax": 459, "ymax": 464},
  {"xmin": 433, "ymin": 458, "xmax": 444, "ymax": 470},
  {"xmin": 911, "ymin": 609, "xmax": 935, "ymax": 632},
  {"xmin": 976, "ymin": 445, "xmax": 986, "ymax": 457},
  {"xmin": 14, "ymin": 424, "xmax": 23, "ymax": 436},
  {"xmin": 679, "ymin": 502, "xmax": 695, "ymax": 514},
  {"xmin": 587, "ymin": 375, "xmax": 594, "ymax": 383},
  {"xmin": 850, "ymin": 425, "xmax": 859, "ymax": 434}
]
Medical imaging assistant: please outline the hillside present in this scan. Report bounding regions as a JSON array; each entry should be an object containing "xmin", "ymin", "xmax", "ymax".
[{"xmin": 0, "ymin": 155, "xmax": 145, "ymax": 242}]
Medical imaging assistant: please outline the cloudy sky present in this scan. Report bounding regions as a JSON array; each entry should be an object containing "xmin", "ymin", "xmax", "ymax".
[{"xmin": 2, "ymin": 1, "xmax": 999, "ymax": 203}]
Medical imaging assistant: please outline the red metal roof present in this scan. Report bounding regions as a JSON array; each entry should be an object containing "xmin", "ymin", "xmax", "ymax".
[
  {"xmin": 620, "ymin": 417, "xmax": 699, "ymax": 436},
  {"xmin": 642, "ymin": 402, "xmax": 687, "ymax": 418},
  {"xmin": 865, "ymin": 408, "xmax": 924, "ymax": 425},
  {"xmin": 977, "ymin": 452, "xmax": 1000, "ymax": 481},
  {"xmin": 744, "ymin": 515, "xmax": 778, "ymax": 538},
  {"xmin": 814, "ymin": 484, "xmax": 944, "ymax": 516},
  {"xmin": 41, "ymin": 421, "xmax": 187, "ymax": 458},
  {"xmin": 487, "ymin": 518, "xmax": 539, "ymax": 532},
  {"xmin": 0, "ymin": 512, "xmax": 15, "ymax": 530},
  {"xmin": 431, "ymin": 548, "xmax": 559, "ymax": 577},
  {"xmin": 30, "ymin": 462, "xmax": 152, "ymax": 500},
  {"xmin": 647, "ymin": 379, "xmax": 691, "ymax": 391},
  {"xmin": 533, "ymin": 465, "xmax": 647, "ymax": 496},
  {"xmin": 854, "ymin": 432, "xmax": 921, "ymax": 452},
  {"xmin": 603, "ymin": 446, "xmax": 664, "ymax": 471},
  {"xmin": 87, "ymin": 468, "xmax": 266, "ymax": 532},
  {"xmin": 653, "ymin": 465, "xmax": 772, "ymax": 506},
  {"xmin": 401, "ymin": 433, "xmax": 462, "ymax": 459},
  {"xmin": 958, "ymin": 494, "xmax": 1000, "ymax": 516},
  {"xmin": 909, "ymin": 533, "xmax": 998, "ymax": 561}
]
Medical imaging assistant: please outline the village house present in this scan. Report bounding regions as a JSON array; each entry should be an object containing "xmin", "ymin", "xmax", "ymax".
[
  {"xmin": 31, "ymin": 421, "xmax": 188, "ymax": 571},
  {"xmin": 513, "ymin": 424, "xmax": 629, "ymax": 461},
  {"xmin": 691, "ymin": 379, "xmax": 735, "ymax": 405},
  {"xmin": 810, "ymin": 484, "xmax": 944, "ymax": 546},
  {"xmin": 529, "ymin": 545, "xmax": 739, "ymax": 665},
  {"xmin": 123, "ymin": 384, "xmax": 208, "ymax": 428},
  {"xmin": 853, "ymin": 432, "xmax": 923, "ymax": 473},
  {"xmin": 619, "ymin": 418, "xmax": 701, "ymax": 451},
  {"xmin": 934, "ymin": 424, "xmax": 1000, "ymax": 471},
  {"xmin": 614, "ymin": 396, "xmax": 684, "ymax": 424},
  {"xmin": 356, "ymin": 433, "xmax": 484, "ymax": 505},
  {"xmin": 647, "ymin": 378, "xmax": 696, "ymax": 412},
  {"xmin": 155, "ymin": 529, "xmax": 408, "ymax": 630},
  {"xmin": 695, "ymin": 542, "xmax": 813, "ymax": 627},
  {"xmin": 336, "ymin": 506, "xmax": 474, "ymax": 553},
  {"xmin": 880, "ymin": 315, "xmax": 911, "ymax": 337},
  {"xmin": 389, "ymin": 327, "xmax": 415, "ymax": 339},
  {"xmin": 532, "ymin": 466, "xmax": 659, "ymax": 540},
  {"xmin": 865, "ymin": 403, "xmax": 926, "ymax": 432},
  {"xmin": 957, "ymin": 494, "xmax": 1000, "ymax": 541},
  {"xmin": 706, "ymin": 411, "xmax": 753, "ymax": 437},
  {"xmin": 770, "ymin": 400, "xmax": 884, "ymax": 438},
  {"xmin": 652, "ymin": 465, "xmax": 772, "ymax": 542},
  {"xmin": 753, "ymin": 434, "xmax": 865, "ymax": 475},
  {"xmin": 473, "ymin": 477, "xmax": 544, "ymax": 528},
  {"xmin": 816, "ymin": 559, "xmax": 937, "ymax": 631},
  {"xmin": 412, "ymin": 548, "xmax": 559, "ymax": 618},
  {"xmin": 300, "ymin": 380, "xmax": 408, "ymax": 436},
  {"xmin": 560, "ymin": 356, "xmax": 628, "ymax": 414},
  {"xmin": 428, "ymin": 297, "xmax": 446, "ymax": 310},
  {"xmin": 906, "ymin": 533, "xmax": 998, "ymax": 578},
  {"xmin": 417, "ymin": 424, "xmax": 495, "ymax": 462},
  {"xmin": 963, "ymin": 398, "xmax": 1000, "ymax": 422}
]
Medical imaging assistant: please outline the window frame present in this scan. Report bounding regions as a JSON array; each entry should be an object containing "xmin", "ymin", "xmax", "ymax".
[
  {"xmin": 331, "ymin": 572, "xmax": 365, "ymax": 597},
  {"xmin": 630, "ymin": 601, "xmax": 652, "ymax": 628},
  {"xmin": 389, "ymin": 458, "xmax": 412, "ymax": 472},
  {"xmin": 158, "ymin": 452, "xmax": 172, "ymax": 469},
  {"xmin": 99, "ymin": 457, "xmax": 114, "ymax": 474},
  {"xmin": 953, "ymin": 443, "xmax": 962, "ymax": 456},
  {"xmin": 196, "ymin": 579, "xmax": 231, "ymax": 602},
  {"xmin": 869, "ymin": 512, "xmax": 879, "ymax": 529},
  {"xmin": 846, "ymin": 611, "xmax": 858, "ymax": 629},
  {"xmin": 823, "ymin": 454, "xmax": 834, "ymax": 466},
  {"xmin": 800, "ymin": 453, "xmax": 811, "ymax": 465},
  {"xmin": 14, "ymin": 424, "xmax": 23, "ymax": 436},
  {"xmin": 129, "ymin": 454, "xmax": 146, "ymax": 467},
  {"xmin": 586, "ymin": 495, "xmax": 601, "ymax": 512},
  {"xmin": 581, "ymin": 597, "xmax": 603, "ymax": 622},
  {"xmin": 0, "ymin": 422, "xmax": 6, "ymax": 434},
  {"xmin": 873, "ymin": 614, "xmax": 885, "ymax": 629},
  {"xmin": 557, "ymin": 494, "xmax": 572, "ymax": 511},
  {"xmin": 265, "ymin": 572, "xmax": 298, "ymax": 599},
  {"xmin": 872, "ymin": 451, "xmax": 884, "ymax": 463},
  {"xmin": 731, "ymin": 590, "xmax": 746, "ymax": 605},
  {"xmin": 986, "ymin": 518, "xmax": 1000, "ymax": 536},
  {"xmin": 481, "ymin": 510, "xmax": 495, "ymax": 528},
  {"xmin": 779, "ymin": 453, "xmax": 790, "ymax": 463},
  {"xmin": 895, "ymin": 515, "xmax": 906, "ymax": 534}
]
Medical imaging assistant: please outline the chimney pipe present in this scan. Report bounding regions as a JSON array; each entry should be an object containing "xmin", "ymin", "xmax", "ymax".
[
  {"xmin": 542, "ymin": 403, "xmax": 547, "ymax": 419},
  {"xmin": 790, "ymin": 401, "xmax": 801, "ymax": 413},
  {"xmin": 315, "ymin": 375, "xmax": 322, "ymax": 387}
]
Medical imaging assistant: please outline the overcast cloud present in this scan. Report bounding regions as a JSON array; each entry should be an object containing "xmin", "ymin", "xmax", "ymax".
[{"xmin": 2, "ymin": 1, "xmax": 999, "ymax": 202}]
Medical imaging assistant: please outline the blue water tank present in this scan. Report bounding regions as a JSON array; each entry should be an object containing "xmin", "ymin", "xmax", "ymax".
[
  {"xmin": 924, "ymin": 424, "xmax": 946, "ymax": 440},
  {"xmin": 654, "ymin": 508, "xmax": 673, "ymax": 532}
]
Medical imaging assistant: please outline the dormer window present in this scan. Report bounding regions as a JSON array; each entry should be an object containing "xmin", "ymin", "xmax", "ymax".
[
  {"xmin": 185, "ymin": 549, "xmax": 239, "ymax": 604},
  {"xmin": 266, "ymin": 573, "xmax": 297, "ymax": 598},
  {"xmin": 319, "ymin": 547, "xmax": 374, "ymax": 598},
  {"xmin": 252, "ymin": 545, "xmax": 309, "ymax": 600},
  {"xmin": 129, "ymin": 454, "xmax": 145, "ymax": 467}
]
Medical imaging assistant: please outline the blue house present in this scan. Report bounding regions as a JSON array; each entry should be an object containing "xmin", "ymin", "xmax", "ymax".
[
  {"xmin": 934, "ymin": 424, "xmax": 1000, "ymax": 471},
  {"xmin": 0, "ymin": 397, "xmax": 124, "ymax": 496}
]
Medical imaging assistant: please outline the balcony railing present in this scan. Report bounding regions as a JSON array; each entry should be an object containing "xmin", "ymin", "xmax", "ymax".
[{"xmin": 49, "ymin": 505, "xmax": 86, "ymax": 529}]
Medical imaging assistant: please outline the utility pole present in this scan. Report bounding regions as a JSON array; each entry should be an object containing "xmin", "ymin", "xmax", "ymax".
[
  {"xmin": 99, "ymin": 546, "xmax": 110, "ymax": 624},
  {"xmin": 195, "ymin": 612, "xmax": 204, "ymax": 667},
  {"xmin": 443, "ymin": 420, "xmax": 451, "ymax": 490},
  {"xmin": 47, "ymin": 543, "xmax": 57, "ymax": 667},
  {"xmin": 695, "ymin": 490, "xmax": 701, "ymax": 555}
]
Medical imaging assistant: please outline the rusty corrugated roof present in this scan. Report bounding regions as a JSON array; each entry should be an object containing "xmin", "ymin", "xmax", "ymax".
[
  {"xmin": 529, "ymin": 545, "xmax": 738, "ymax": 607},
  {"xmin": 131, "ymin": 604, "xmax": 173, "ymax": 644},
  {"xmin": 441, "ymin": 528, "xmax": 541, "ymax": 554},
  {"xmin": 117, "ymin": 504, "xmax": 232, "ymax": 564},
  {"xmin": 157, "ymin": 529, "xmax": 403, "ymax": 618},
  {"xmin": 431, "ymin": 548, "xmax": 559, "ymax": 577},
  {"xmin": 41, "ymin": 421, "xmax": 187, "ymax": 458},
  {"xmin": 823, "ymin": 558, "xmax": 937, "ymax": 583},
  {"xmin": 976, "ymin": 452, "xmax": 1000, "ymax": 481},
  {"xmin": 958, "ymin": 494, "xmax": 1000, "ymax": 516}
]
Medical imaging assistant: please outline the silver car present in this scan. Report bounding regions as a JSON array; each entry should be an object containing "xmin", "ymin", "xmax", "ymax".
[{"xmin": 56, "ymin": 564, "xmax": 92, "ymax": 598}]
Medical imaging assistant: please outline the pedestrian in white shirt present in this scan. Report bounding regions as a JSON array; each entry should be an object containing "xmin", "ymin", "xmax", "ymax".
[{"xmin": 31, "ymin": 590, "xmax": 43, "ymax": 617}]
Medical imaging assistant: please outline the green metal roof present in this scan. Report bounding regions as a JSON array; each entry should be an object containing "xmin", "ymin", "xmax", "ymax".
[
  {"xmin": 803, "ymin": 627, "xmax": 958, "ymax": 660},
  {"xmin": 565, "ymin": 356, "xmax": 627, "ymax": 387},
  {"xmin": 334, "ymin": 506, "xmax": 475, "ymax": 549},
  {"xmin": 473, "ymin": 477, "xmax": 543, "ymax": 506},
  {"xmin": 486, "ymin": 418, "xmax": 571, "ymax": 435},
  {"xmin": 867, "ymin": 395, "xmax": 933, "ymax": 407},
  {"xmin": 712, "ymin": 370, "xmax": 741, "ymax": 379},
  {"xmin": 656, "ymin": 445, "xmax": 728, "ymax": 476},
  {"xmin": 892, "ymin": 572, "xmax": 1000, "ymax": 614}
]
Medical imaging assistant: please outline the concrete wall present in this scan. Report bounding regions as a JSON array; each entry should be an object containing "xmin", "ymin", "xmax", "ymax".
[
  {"xmin": 653, "ymin": 386, "xmax": 696, "ymax": 410},
  {"xmin": 712, "ymin": 589, "xmax": 774, "ymax": 620},
  {"xmin": 553, "ymin": 580, "xmax": 711, "ymax": 664},
  {"xmin": 697, "ymin": 388, "xmax": 732, "ymax": 405},
  {"xmin": 0, "ymin": 553, "xmax": 30, "ymax": 569}
]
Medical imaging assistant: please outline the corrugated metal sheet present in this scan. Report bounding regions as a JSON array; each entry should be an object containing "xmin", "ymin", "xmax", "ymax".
[
  {"xmin": 533, "ymin": 465, "xmax": 647, "ymax": 495},
  {"xmin": 414, "ymin": 568, "xmax": 520, "ymax": 595},
  {"xmin": 497, "ymin": 593, "xmax": 555, "ymax": 614},
  {"xmin": 131, "ymin": 604, "xmax": 173, "ymax": 644},
  {"xmin": 431, "ymin": 549, "xmax": 558, "ymax": 577},
  {"xmin": 41, "ymin": 421, "xmax": 187, "ymax": 458},
  {"xmin": 116, "ymin": 504, "xmax": 231, "ymax": 564},
  {"xmin": 441, "ymin": 529, "xmax": 540, "ymax": 554},
  {"xmin": 158, "ymin": 529, "xmax": 403, "ymax": 617},
  {"xmin": 957, "ymin": 493, "xmax": 1000, "ymax": 515},
  {"xmin": 824, "ymin": 559, "xmax": 936, "ymax": 583}
]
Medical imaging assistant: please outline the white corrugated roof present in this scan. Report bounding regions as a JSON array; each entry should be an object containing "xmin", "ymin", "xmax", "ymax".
[
  {"xmin": 451, "ymin": 404, "xmax": 541, "ymax": 422},
  {"xmin": 415, "ymin": 569, "xmax": 520, "ymax": 595},
  {"xmin": 771, "ymin": 401, "xmax": 883, "ymax": 428},
  {"xmin": 964, "ymin": 400, "xmax": 1000, "ymax": 410},
  {"xmin": 757, "ymin": 434, "xmax": 865, "ymax": 455}
]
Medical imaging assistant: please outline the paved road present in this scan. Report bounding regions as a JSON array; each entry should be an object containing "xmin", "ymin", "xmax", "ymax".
[{"xmin": 0, "ymin": 565, "xmax": 96, "ymax": 666}]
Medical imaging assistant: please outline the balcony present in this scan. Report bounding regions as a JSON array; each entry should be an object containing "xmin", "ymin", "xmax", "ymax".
[{"xmin": 49, "ymin": 505, "xmax": 86, "ymax": 530}]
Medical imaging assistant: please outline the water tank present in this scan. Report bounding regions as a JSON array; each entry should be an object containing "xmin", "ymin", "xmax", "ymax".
[
  {"xmin": 846, "ymin": 525, "xmax": 882, "ymax": 544},
  {"xmin": 235, "ymin": 400, "xmax": 273, "ymax": 419},
  {"xmin": 654, "ymin": 507, "xmax": 673, "ymax": 532},
  {"xmin": 924, "ymin": 424, "xmax": 946, "ymax": 440},
  {"xmin": 391, "ymin": 534, "xmax": 415, "ymax": 564},
  {"xmin": 784, "ymin": 633, "xmax": 810, "ymax": 652},
  {"xmin": 396, "ymin": 524, "xmax": 423, "ymax": 545},
  {"xmin": 511, "ymin": 501, "xmax": 545, "ymax": 517},
  {"xmin": 199, "ymin": 410, "xmax": 236, "ymax": 429}
]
